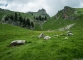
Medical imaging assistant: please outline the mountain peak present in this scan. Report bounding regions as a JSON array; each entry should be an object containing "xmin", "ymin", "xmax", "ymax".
[
  {"xmin": 55, "ymin": 6, "xmax": 76, "ymax": 20},
  {"xmin": 38, "ymin": 8, "xmax": 47, "ymax": 14},
  {"xmin": 64, "ymin": 6, "xmax": 72, "ymax": 9},
  {"xmin": 38, "ymin": 8, "xmax": 46, "ymax": 12}
]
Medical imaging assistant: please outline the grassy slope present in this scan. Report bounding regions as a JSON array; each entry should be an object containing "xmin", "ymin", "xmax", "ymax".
[
  {"xmin": 43, "ymin": 17, "xmax": 75, "ymax": 31},
  {"xmin": 43, "ymin": 8, "xmax": 83, "ymax": 31},
  {"xmin": 0, "ymin": 22, "xmax": 83, "ymax": 60},
  {"xmin": 0, "ymin": 8, "xmax": 33, "ymax": 22},
  {"xmin": 0, "ymin": 7, "xmax": 83, "ymax": 60}
]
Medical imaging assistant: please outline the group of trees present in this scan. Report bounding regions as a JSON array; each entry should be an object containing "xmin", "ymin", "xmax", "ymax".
[
  {"xmin": 4, "ymin": 12, "xmax": 34, "ymax": 29},
  {"xmin": 34, "ymin": 15, "xmax": 47, "ymax": 21}
]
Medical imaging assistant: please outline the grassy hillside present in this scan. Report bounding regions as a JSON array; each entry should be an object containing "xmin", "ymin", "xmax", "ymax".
[
  {"xmin": 0, "ymin": 6, "xmax": 83, "ymax": 60},
  {"xmin": 0, "ymin": 8, "xmax": 34, "ymax": 21},
  {"xmin": 0, "ymin": 8, "xmax": 50, "ymax": 31},
  {"xmin": 43, "ymin": 7, "xmax": 83, "ymax": 31},
  {"xmin": 0, "ymin": 22, "xmax": 83, "ymax": 60}
]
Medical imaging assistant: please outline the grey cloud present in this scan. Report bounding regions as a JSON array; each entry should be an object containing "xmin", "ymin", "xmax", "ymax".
[
  {"xmin": 45, "ymin": 0, "xmax": 82, "ymax": 16},
  {"xmin": 1, "ymin": 0, "xmax": 83, "ymax": 16},
  {"xmin": 6, "ymin": 0, "xmax": 36, "ymax": 4}
]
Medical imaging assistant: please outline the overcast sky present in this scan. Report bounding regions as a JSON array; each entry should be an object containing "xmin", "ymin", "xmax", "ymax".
[{"xmin": 0, "ymin": 0, "xmax": 83, "ymax": 16}]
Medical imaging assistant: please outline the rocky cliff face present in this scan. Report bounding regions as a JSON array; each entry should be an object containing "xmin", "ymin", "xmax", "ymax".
[
  {"xmin": 0, "ymin": 8, "xmax": 50, "ymax": 30},
  {"xmin": 55, "ymin": 6, "xmax": 79, "ymax": 20},
  {"xmin": 27, "ymin": 8, "xmax": 50, "ymax": 18}
]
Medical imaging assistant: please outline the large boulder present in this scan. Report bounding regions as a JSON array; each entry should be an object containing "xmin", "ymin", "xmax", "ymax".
[
  {"xmin": 67, "ymin": 31, "xmax": 73, "ymax": 36},
  {"xmin": 44, "ymin": 36, "xmax": 51, "ymax": 40},
  {"xmin": 65, "ymin": 37, "xmax": 68, "ymax": 40},
  {"xmin": 38, "ymin": 33, "xmax": 45, "ymax": 38},
  {"xmin": 68, "ymin": 33, "xmax": 73, "ymax": 36},
  {"xmin": 10, "ymin": 40, "xmax": 26, "ymax": 46}
]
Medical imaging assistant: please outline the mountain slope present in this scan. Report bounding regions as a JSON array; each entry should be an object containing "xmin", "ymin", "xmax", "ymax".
[
  {"xmin": 0, "ymin": 8, "xmax": 50, "ymax": 30},
  {"xmin": 0, "ymin": 20, "xmax": 83, "ymax": 60},
  {"xmin": 0, "ymin": 6, "xmax": 83, "ymax": 60},
  {"xmin": 43, "ymin": 6, "xmax": 83, "ymax": 31}
]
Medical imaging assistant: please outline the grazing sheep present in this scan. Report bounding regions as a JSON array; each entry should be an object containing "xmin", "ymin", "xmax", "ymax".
[
  {"xmin": 44, "ymin": 36, "xmax": 51, "ymax": 40},
  {"xmin": 65, "ymin": 37, "xmax": 68, "ymax": 40},
  {"xmin": 10, "ymin": 40, "xmax": 26, "ymax": 46},
  {"xmin": 38, "ymin": 33, "xmax": 45, "ymax": 38}
]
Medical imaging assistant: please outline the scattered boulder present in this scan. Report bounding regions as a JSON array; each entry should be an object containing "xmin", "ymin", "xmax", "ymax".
[
  {"xmin": 44, "ymin": 36, "xmax": 51, "ymax": 40},
  {"xmin": 67, "ymin": 31, "xmax": 72, "ymax": 33},
  {"xmin": 54, "ymin": 35, "xmax": 59, "ymax": 37},
  {"xmin": 10, "ymin": 40, "xmax": 26, "ymax": 46},
  {"xmin": 68, "ymin": 33, "xmax": 73, "ymax": 36},
  {"xmin": 65, "ymin": 37, "xmax": 68, "ymax": 40},
  {"xmin": 67, "ymin": 31, "xmax": 73, "ymax": 36},
  {"xmin": 38, "ymin": 33, "xmax": 51, "ymax": 40},
  {"xmin": 56, "ymin": 35, "xmax": 59, "ymax": 37},
  {"xmin": 38, "ymin": 33, "xmax": 45, "ymax": 38}
]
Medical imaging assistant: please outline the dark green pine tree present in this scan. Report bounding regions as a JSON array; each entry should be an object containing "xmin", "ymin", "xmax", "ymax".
[
  {"xmin": 39, "ymin": 15, "xmax": 42, "ymax": 21},
  {"xmin": 31, "ymin": 22, "xmax": 34, "ymax": 28},
  {"xmin": 26, "ymin": 18, "xmax": 31, "ymax": 27},
  {"xmin": 23, "ymin": 18, "xmax": 26, "ymax": 27},
  {"xmin": 44, "ymin": 16, "xmax": 47, "ymax": 20},
  {"xmin": 19, "ymin": 16, "xmax": 23, "ymax": 25},
  {"xmin": 34, "ymin": 16, "xmax": 38, "ymax": 21},
  {"xmin": 10, "ymin": 15, "xmax": 14, "ymax": 20},
  {"xmin": 14, "ymin": 12, "xmax": 17, "ymax": 21},
  {"xmin": 5, "ymin": 16, "xmax": 9, "ymax": 21}
]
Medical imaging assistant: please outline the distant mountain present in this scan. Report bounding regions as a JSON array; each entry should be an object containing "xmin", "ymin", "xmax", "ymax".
[
  {"xmin": 43, "ymin": 6, "xmax": 83, "ymax": 31},
  {"xmin": 27, "ymin": 8, "xmax": 50, "ymax": 18},
  {"xmin": 1, "ymin": 6, "xmax": 83, "ymax": 31},
  {"xmin": 54, "ymin": 6, "xmax": 78, "ymax": 20},
  {"xmin": 0, "ymin": 8, "xmax": 50, "ymax": 30}
]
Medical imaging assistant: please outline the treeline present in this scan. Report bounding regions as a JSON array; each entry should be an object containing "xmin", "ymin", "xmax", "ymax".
[
  {"xmin": 4, "ymin": 12, "xmax": 34, "ymax": 29},
  {"xmin": 34, "ymin": 15, "xmax": 47, "ymax": 21}
]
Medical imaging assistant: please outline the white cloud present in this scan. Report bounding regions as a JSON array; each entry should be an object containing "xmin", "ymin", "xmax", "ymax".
[{"xmin": 0, "ymin": 0, "xmax": 83, "ymax": 16}]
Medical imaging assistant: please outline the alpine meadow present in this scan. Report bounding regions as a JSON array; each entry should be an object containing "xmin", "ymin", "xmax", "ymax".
[{"xmin": 0, "ymin": 3, "xmax": 83, "ymax": 60}]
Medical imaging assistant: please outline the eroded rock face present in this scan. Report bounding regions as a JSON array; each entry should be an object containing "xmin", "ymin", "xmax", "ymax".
[
  {"xmin": 10, "ymin": 40, "xmax": 26, "ymax": 46},
  {"xmin": 55, "ymin": 6, "xmax": 78, "ymax": 20},
  {"xmin": 58, "ymin": 23, "xmax": 75, "ymax": 31}
]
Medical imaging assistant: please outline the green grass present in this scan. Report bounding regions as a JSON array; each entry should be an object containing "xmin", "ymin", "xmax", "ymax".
[
  {"xmin": 0, "ymin": 23, "xmax": 83, "ymax": 60},
  {"xmin": 0, "ymin": 7, "xmax": 83, "ymax": 60},
  {"xmin": 42, "ymin": 7, "xmax": 83, "ymax": 31},
  {"xmin": 43, "ymin": 17, "xmax": 76, "ymax": 31}
]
